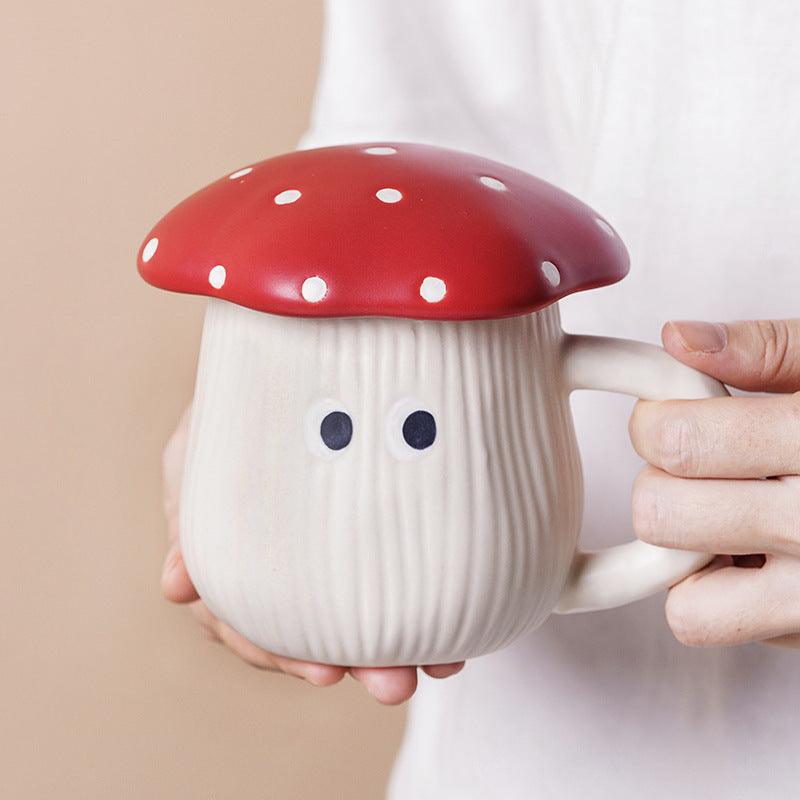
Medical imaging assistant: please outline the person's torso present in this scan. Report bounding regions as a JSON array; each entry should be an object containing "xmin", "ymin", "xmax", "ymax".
[{"xmin": 300, "ymin": 2, "xmax": 800, "ymax": 797}]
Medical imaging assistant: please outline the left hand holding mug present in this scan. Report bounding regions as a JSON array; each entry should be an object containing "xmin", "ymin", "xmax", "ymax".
[{"xmin": 630, "ymin": 319, "xmax": 800, "ymax": 648}]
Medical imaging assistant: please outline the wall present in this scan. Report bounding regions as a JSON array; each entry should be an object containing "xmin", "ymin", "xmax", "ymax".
[{"xmin": 0, "ymin": 2, "xmax": 405, "ymax": 797}]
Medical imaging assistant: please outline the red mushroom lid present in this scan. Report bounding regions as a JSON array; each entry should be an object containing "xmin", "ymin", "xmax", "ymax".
[{"xmin": 137, "ymin": 143, "xmax": 629, "ymax": 320}]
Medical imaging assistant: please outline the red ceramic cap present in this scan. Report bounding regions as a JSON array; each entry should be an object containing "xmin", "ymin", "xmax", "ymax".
[{"xmin": 137, "ymin": 143, "xmax": 629, "ymax": 320}]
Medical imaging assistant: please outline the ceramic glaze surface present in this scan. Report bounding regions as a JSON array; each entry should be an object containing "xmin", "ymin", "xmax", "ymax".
[{"xmin": 181, "ymin": 300, "xmax": 583, "ymax": 666}]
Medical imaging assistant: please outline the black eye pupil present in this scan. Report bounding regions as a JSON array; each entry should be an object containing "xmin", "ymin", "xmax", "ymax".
[
  {"xmin": 402, "ymin": 410, "xmax": 436, "ymax": 450},
  {"xmin": 320, "ymin": 411, "xmax": 353, "ymax": 450}
]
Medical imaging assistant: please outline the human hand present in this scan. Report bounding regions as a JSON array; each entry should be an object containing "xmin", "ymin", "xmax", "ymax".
[
  {"xmin": 160, "ymin": 405, "xmax": 464, "ymax": 703},
  {"xmin": 630, "ymin": 319, "xmax": 800, "ymax": 648}
]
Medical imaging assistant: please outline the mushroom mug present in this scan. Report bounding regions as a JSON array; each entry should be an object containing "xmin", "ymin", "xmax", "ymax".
[{"xmin": 139, "ymin": 143, "xmax": 727, "ymax": 667}]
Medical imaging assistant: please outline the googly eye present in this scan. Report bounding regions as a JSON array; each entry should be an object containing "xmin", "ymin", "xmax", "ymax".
[
  {"xmin": 320, "ymin": 411, "xmax": 353, "ymax": 450},
  {"xmin": 402, "ymin": 410, "xmax": 436, "ymax": 450},
  {"xmin": 305, "ymin": 400, "xmax": 353, "ymax": 460},
  {"xmin": 386, "ymin": 398, "xmax": 437, "ymax": 460}
]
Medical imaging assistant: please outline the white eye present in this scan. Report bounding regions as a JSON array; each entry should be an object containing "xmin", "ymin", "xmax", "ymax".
[
  {"xmin": 305, "ymin": 399, "xmax": 353, "ymax": 460},
  {"xmin": 385, "ymin": 398, "xmax": 437, "ymax": 461}
]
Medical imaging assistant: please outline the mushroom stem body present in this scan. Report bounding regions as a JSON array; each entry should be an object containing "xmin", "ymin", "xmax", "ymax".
[{"xmin": 180, "ymin": 300, "xmax": 583, "ymax": 666}]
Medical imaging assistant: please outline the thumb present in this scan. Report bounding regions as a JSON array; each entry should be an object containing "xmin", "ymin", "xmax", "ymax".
[{"xmin": 662, "ymin": 319, "xmax": 800, "ymax": 393}]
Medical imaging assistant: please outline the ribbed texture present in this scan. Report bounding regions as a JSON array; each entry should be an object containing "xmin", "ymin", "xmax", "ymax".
[{"xmin": 181, "ymin": 300, "xmax": 583, "ymax": 666}]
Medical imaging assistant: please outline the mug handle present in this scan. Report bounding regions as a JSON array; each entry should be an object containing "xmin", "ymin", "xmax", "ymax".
[{"xmin": 554, "ymin": 334, "xmax": 729, "ymax": 614}]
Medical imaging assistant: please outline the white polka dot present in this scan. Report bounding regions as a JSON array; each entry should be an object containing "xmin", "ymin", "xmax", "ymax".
[
  {"xmin": 142, "ymin": 237, "xmax": 158, "ymax": 263},
  {"xmin": 228, "ymin": 167, "xmax": 253, "ymax": 180},
  {"xmin": 479, "ymin": 176, "xmax": 507, "ymax": 191},
  {"xmin": 364, "ymin": 146, "xmax": 397, "ymax": 155},
  {"xmin": 208, "ymin": 265, "xmax": 226, "ymax": 289},
  {"xmin": 275, "ymin": 189, "xmax": 302, "ymax": 205},
  {"xmin": 541, "ymin": 261, "xmax": 561, "ymax": 287},
  {"xmin": 302, "ymin": 275, "xmax": 327, "ymax": 303},
  {"xmin": 420, "ymin": 276, "xmax": 446, "ymax": 303},
  {"xmin": 376, "ymin": 187, "xmax": 402, "ymax": 203},
  {"xmin": 595, "ymin": 217, "xmax": 615, "ymax": 236}
]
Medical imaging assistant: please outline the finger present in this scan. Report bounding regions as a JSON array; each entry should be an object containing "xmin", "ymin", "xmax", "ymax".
[
  {"xmin": 632, "ymin": 466, "xmax": 800, "ymax": 556},
  {"xmin": 421, "ymin": 662, "xmax": 465, "ymax": 679},
  {"xmin": 662, "ymin": 319, "xmax": 800, "ymax": 393},
  {"xmin": 188, "ymin": 601, "xmax": 224, "ymax": 641},
  {"xmin": 664, "ymin": 554, "xmax": 800, "ymax": 646},
  {"xmin": 270, "ymin": 654, "xmax": 347, "ymax": 687},
  {"xmin": 211, "ymin": 618, "xmax": 281, "ymax": 670},
  {"xmin": 211, "ymin": 616, "xmax": 347, "ymax": 685},
  {"xmin": 630, "ymin": 393, "xmax": 800, "ymax": 478},
  {"xmin": 349, "ymin": 666, "xmax": 418, "ymax": 705},
  {"xmin": 161, "ymin": 542, "xmax": 200, "ymax": 603}
]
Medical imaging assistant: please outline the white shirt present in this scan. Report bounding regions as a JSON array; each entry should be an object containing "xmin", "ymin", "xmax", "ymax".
[{"xmin": 299, "ymin": 2, "xmax": 800, "ymax": 797}]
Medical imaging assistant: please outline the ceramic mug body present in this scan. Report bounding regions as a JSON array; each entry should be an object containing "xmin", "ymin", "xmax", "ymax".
[{"xmin": 181, "ymin": 299, "xmax": 584, "ymax": 666}]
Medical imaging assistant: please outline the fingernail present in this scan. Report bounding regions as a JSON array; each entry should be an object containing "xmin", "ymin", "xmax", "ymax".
[{"xmin": 668, "ymin": 321, "xmax": 728, "ymax": 353}]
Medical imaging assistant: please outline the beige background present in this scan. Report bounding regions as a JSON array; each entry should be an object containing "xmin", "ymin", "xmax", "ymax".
[{"xmin": 1, "ymin": 2, "xmax": 406, "ymax": 797}]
